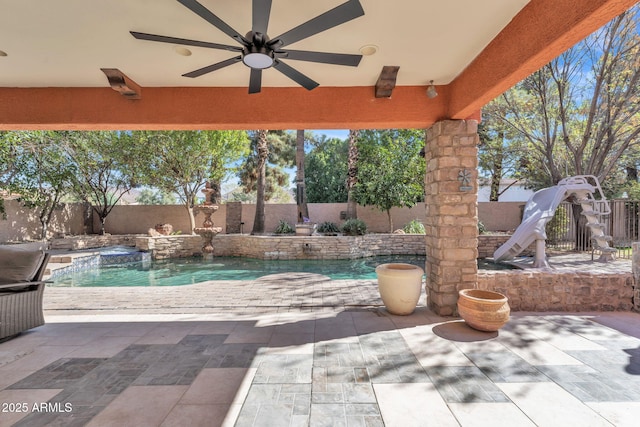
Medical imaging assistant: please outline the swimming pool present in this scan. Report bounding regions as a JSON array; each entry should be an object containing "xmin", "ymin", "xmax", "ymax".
[{"xmin": 50, "ymin": 255, "xmax": 513, "ymax": 287}]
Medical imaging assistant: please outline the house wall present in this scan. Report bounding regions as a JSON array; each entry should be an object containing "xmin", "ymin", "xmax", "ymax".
[{"xmin": 477, "ymin": 182, "xmax": 534, "ymax": 202}]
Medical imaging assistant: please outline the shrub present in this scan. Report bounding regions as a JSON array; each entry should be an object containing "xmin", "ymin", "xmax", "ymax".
[
  {"xmin": 403, "ymin": 219, "xmax": 425, "ymax": 234},
  {"xmin": 274, "ymin": 219, "xmax": 295, "ymax": 234},
  {"xmin": 478, "ymin": 220, "xmax": 486, "ymax": 234},
  {"xmin": 342, "ymin": 218, "xmax": 367, "ymax": 236},
  {"xmin": 317, "ymin": 221, "xmax": 340, "ymax": 234}
]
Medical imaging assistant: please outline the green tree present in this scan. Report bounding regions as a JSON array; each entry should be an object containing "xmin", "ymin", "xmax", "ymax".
[
  {"xmin": 238, "ymin": 131, "xmax": 296, "ymax": 201},
  {"xmin": 346, "ymin": 130, "xmax": 360, "ymax": 219},
  {"xmin": 252, "ymin": 130, "xmax": 269, "ymax": 234},
  {"xmin": 0, "ymin": 132, "xmax": 18, "ymax": 187},
  {"xmin": 305, "ymin": 136, "xmax": 348, "ymax": 203},
  {"xmin": 65, "ymin": 131, "xmax": 139, "ymax": 235},
  {"xmin": 238, "ymin": 130, "xmax": 295, "ymax": 234},
  {"xmin": 485, "ymin": 6, "xmax": 640, "ymax": 249},
  {"xmin": 354, "ymin": 129, "xmax": 426, "ymax": 232},
  {"xmin": 0, "ymin": 131, "xmax": 18, "ymax": 219},
  {"xmin": 131, "ymin": 130, "xmax": 249, "ymax": 233},
  {"xmin": 0, "ymin": 131, "xmax": 76, "ymax": 239},
  {"xmin": 135, "ymin": 188, "xmax": 176, "ymax": 205},
  {"xmin": 486, "ymin": 5, "xmax": 640, "ymax": 191},
  {"xmin": 295, "ymin": 130, "xmax": 309, "ymax": 223},
  {"xmin": 478, "ymin": 105, "xmax": 526, "ymax": 201}
]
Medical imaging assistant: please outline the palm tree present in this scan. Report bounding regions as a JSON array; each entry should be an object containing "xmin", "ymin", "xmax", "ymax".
[
  {"xmin": 239, "ymin": 130, "xmax": 295, "ymax": 233},
  {"xmin": 346, "ymin": 129, "xmax": 359, "ymax": 219},
  {"xmin": 252, "ymin": 130, "xmax": 269, "ymax": 234},
  {"xmin": 296, "ymin": 129, "xmax": 309, "ymax": 223}
]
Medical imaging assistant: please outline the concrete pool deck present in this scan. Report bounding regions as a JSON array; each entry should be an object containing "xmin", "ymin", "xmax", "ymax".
[
  {"xmin": 42, "ymin": 252, "xmax": 632, "ymax": 315},
  {"xmin": 507, "ymin": 252, "xmax": 633, "ymax": 273},
  {"xmin": 1, "ymin": 253, "xmax": 639, "ymax": 426}
]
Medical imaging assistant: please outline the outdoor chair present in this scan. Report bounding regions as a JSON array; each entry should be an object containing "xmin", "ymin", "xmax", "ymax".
[{"xmin": 0, "ymin": 244, "xmax": 50, "ymax": 341}]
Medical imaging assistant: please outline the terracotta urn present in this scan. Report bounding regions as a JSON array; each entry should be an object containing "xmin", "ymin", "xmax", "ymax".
[
  {"xmin": 457, "ymin": 289, "xmax": 510, "ymax": 332},
  {"xmin": 295, "ymin": 223, "xmax": 315, "ymax": 236},
  {"xmin": 375, "ymin": 263, "xmax": 424, "ymax": 315}
]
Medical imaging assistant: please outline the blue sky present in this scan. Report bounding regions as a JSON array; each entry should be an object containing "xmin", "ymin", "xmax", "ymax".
[{"xmin": 314, "ymin": 129, "xmax": 349, "ymax": 140}]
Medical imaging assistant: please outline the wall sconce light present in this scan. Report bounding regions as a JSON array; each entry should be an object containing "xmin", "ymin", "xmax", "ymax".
[{"xmin": 426, "ymin": 80, "xmax": 438, "ymax": 99}]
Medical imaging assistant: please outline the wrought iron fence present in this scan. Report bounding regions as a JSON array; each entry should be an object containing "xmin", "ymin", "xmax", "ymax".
[{"xmin": 545, "ymin": 199, "xmax": 639, "ymax": 259}]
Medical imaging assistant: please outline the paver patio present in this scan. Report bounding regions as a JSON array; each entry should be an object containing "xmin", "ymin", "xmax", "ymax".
[{"xmin": 1, "ymin": 269, "xmax": 639, "ymax": 426}]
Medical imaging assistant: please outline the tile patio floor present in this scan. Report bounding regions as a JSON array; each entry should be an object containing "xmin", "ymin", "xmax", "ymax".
[{"xmin": 1, "ymin": 271, "xmax": 640, "ymax": 426}]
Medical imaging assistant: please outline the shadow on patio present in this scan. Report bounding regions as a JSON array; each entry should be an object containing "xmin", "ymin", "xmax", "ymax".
[{"xmin": 1, "ymin": 307, "xmax": 640, "ymax": 426}]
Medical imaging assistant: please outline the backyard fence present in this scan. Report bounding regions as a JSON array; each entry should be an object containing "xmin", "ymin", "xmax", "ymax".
[{"xmin": 546, "ymin": 199, "xmax": 639, "ymax": 259}]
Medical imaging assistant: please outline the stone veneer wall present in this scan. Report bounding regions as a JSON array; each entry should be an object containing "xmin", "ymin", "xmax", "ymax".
[
  {"xmin": 135, "ymin": 235, "xmax": 203, "ymax": 259},
  {"xmin": 50, "ymin": 234, "xmax": 143, "ymax": 250},
  {"xmin": 477, "ymin": 235, "xmax": 535, "ymax": 258},
  {"xmin": 50, "ymin": 233, "xmax": 524, "ymax": 259},
  {"xmin": 217, "ymin": 234, "xmax": 426, "ymax": 259},
  {"xmin": 477, "ymin": 270, "xmax": 635, "ymax": 312},
  {"xmin": 135, "ymin": 234, "xmax": 426, "ymax": 260}
]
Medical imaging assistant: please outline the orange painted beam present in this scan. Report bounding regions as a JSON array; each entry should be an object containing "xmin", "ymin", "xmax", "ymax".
[
  {"xmin": 0, "ymin": 86, "xmax": 448, "ymax": 130},
  {"xmin": 0, "ymin": 0, "xmax": 634, "ymax": 130},
  {"xmin": 448, "ymin": 0, "xmax": 638, "ymax": 120}
]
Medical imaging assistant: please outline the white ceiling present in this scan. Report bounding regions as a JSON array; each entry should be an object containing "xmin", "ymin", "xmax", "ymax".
[{"xmin": 0, "ymin": 0, "xmax": 530, "ymax": 89}]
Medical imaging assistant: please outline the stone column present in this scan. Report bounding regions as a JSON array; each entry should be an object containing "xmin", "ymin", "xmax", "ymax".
[{"xmin": 424, "ymin": 120, "xmax": 479, "ymax": 315}]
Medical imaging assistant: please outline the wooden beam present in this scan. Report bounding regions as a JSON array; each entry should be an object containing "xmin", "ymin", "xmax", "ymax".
[
  {"xmin": 100, "ymin": 68, "xmax": 142, "ymax": 100},
  {"xmin": 375, "ymin": 66, "xmax": 400, "ymax": 98}
]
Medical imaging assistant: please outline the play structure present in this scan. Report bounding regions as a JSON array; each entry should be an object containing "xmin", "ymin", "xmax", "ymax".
[{"xmin": 493, "ymin": 175, "xmax": 616, "ymax": 267}]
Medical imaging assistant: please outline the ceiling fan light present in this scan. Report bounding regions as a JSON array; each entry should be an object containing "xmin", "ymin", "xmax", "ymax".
[{"xmin": 243, "ymin": 52, "xmax": 274, "ymax": 69}]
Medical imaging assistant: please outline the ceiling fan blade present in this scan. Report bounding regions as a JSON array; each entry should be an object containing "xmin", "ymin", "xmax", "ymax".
[
  {"xmin": 249, "ymin": 68, "xmax": 263, "ymax": 94},
  {"xmin": 182, "ymin": 56, "xmax": 242, "ymax": 78},
  {"xmin": 270, "ymin": 0, "xmax": 364, "ymax": 47},
  {"xmin": 273, "ymin": 60, "xmax": 319, "ymax": 90},
  {"xmin": 130, "ymin": 31, "xmax": 241, "ymax": 52},
  {"xmin": 252, "ymin": 0, "xmax": 272, "ymax": 35},
  {"xmin": 280, "ymin": 50, "xmax": 362, "ymax": 67},
  {"xmin": 178, "ymin": 0, "xmax": 247, "ymax": 44}
]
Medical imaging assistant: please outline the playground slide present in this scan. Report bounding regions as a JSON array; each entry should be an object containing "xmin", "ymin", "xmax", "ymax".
[{"xmin": 493, "ymin": 181, "xmax": 596, "ymax": 262}]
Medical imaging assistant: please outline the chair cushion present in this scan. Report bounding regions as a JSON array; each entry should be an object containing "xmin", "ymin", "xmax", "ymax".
[{"xmin": 0, "ymin": 245, "xmax": 46, "ymax": 282}]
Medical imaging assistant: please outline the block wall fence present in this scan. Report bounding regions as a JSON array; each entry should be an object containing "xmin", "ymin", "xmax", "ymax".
[{"xmin": 1, "ymin": 200, "xmax": 524, "ymax": 243}]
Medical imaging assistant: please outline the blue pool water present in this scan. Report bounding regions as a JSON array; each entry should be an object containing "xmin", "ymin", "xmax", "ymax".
[{"xmin": 50, "ymin": 255, "xmax": 512, "ymax": 287}]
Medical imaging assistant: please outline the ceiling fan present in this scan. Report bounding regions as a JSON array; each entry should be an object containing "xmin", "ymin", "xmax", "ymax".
[{"xmin": 131, "ymin": 0, "xmax": 365, "ymax": 94}]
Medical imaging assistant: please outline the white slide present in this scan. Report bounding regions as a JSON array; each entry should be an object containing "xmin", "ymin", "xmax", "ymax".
[{"xmin": 493, "ymin": 175, "xmax": 614, "ymax": 267}]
